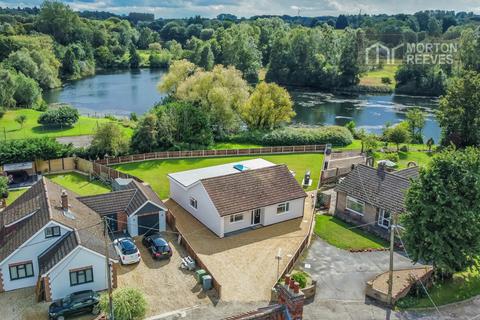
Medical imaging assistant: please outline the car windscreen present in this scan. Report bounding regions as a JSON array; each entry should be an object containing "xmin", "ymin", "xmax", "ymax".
[{"xmin": 120, "ymin": 240, "xmax": 137, "ymax": 255}]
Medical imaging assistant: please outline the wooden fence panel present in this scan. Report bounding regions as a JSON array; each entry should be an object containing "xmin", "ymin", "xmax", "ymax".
[{"xmin": 93, "ymin": 145, "xmax": 326, "ymax": 166}]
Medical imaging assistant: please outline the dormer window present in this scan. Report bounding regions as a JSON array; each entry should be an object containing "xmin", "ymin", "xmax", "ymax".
[{"xmin": 45, "ymin": 226, "xmax": 61, "ymax": 238}]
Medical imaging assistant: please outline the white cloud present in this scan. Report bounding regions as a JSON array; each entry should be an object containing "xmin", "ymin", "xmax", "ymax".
[{"xmin": 1, "ymin": 0, "xmax": 479, "ymax": 18}]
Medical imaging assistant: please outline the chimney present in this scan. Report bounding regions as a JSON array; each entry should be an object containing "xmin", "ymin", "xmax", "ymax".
[
  {"xmin": 278, "ymin": 275, "xmax": 305, "ymax": 320},
  {"xmin": 377, "ymin": 162, "xmax": 386, "ymax": 179},
  {"xmin": 61, "ymin": 190, "xmax": 69, "ymax": 211},
  {"xmin": 293, "ymin": 282, "xmax": 300, "ymax": 294}
]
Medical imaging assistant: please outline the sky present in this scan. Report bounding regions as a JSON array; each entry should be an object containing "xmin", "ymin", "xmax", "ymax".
[{"xmin": 2, "ymin": 0, "xmax": 480, "ymax": 18}]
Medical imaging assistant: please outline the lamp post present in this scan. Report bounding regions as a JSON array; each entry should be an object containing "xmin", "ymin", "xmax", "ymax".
[{"xmin": 275, "ymin": 248, "xmax": 283, "ymax": 280}]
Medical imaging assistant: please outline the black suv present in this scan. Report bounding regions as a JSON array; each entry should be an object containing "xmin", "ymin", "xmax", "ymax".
[
  {"xmin": 142, "ymin": 233, "xmax": 173, "ymax": 259},
  {"xmin": 48, "ymin": 290, "xmax": 100, "ymax": 320}
]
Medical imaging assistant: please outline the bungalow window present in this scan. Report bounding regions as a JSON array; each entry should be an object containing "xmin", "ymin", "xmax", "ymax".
[
  {"xmin": 70, "ymin": 267, "xmax": 94, "ymax": 286},
  {"xmin": 189, "ymin": 197, "xmax": 198, "ymax": 209},
  {"xmin": 45, "ymin": 226, "xmax": 61, "ymax": 238},
  {"xmin": 378, "ymin": 209, "xmax": 391, "ymax": 229},
  {"xmin": 230, "ymin": 214, "xmax": 244, "ymax": 223},
  {"xmin": 9, "ymin": 261, "xmax": 34, "ymax": 280},
  {"xmin": 346, "ymin": 196, "xmax": 365, "ymax": 216},
  {"xmin": 277, "ymin": 202, "xmax": 290, "ymax": 214}
]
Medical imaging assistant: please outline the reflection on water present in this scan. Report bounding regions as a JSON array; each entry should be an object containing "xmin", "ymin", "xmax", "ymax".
[
  {"xmin": 43, "ymin": 69, "xmax": 167, "ymax": 117},
  {"xmin": 44, "ymin": 69, "xmax": 442, "ymax": 142},
  {"xmin": 291, "ymin": 90, "xmax": 440, "ymax": 141}
]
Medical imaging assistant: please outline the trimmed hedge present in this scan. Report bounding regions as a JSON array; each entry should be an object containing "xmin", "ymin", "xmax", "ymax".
[
  {"xmin": 222, "ymin": 126, "xmax": 353, "ymax": 147},
  {"xmin": 0, "ymin": 138, "xmax": 73, "ymax": 165},
  {"xmin": 261, "ymin": 126, "xmax": 353, "ymax": 146}
]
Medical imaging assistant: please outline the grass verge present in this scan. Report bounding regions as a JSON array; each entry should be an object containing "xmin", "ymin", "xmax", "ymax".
[
  {"xmin": 397, "ymin": 267, "xmax": 480, "ymax": 309},
  {"xmin": 314, "ymin": 215, "xmax": 388, "ymax": 250}
]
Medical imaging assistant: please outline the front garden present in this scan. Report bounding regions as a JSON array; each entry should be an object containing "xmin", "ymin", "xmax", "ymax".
[{"xmin": 314, "ymin": 215, "xmax": 388, "ymax": 250}]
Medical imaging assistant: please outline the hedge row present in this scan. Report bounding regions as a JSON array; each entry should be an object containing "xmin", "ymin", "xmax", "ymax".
[
  {"xmin": 224, "ymin": 126, "xmax": 353, "ymax": 147},
  {"xmin": 0, "ymin": 138, "xmax": 73, "ymax": 165}
]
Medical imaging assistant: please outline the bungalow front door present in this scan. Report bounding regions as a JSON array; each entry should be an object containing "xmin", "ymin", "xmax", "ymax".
[{"xmin": 251, "ymin": 208, "xmax": 261, "ymax": 225}]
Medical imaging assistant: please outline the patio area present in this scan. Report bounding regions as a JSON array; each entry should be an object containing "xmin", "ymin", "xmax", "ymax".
[{"xmin": 164, "ymin": 192, "xmax": 315, "ymax": 302}]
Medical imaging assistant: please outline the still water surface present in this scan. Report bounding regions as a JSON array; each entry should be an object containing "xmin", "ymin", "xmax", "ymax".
[{"xmin": 44, "ymin": 68, "xmax": 441, "ymax": 141}]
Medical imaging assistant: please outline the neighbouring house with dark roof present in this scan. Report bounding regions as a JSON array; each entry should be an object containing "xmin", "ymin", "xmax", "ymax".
[
  {"xmin": 0, "ymin": 176, "xmax": 166, "ymax": 301},
  {"xmin": 168, "ymin": 159, "xmax": 307, "ymax": 237},
  {"xmin": 334, "ymin": 164, "xmax": 419, "ymax": 239}
]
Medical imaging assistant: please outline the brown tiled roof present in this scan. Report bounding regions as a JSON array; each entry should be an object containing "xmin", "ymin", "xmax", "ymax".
[
  {"xmin": 77, "ymin": 189, "xmax": 137, "ymax": 216},
  {"xmin": 335, "ymin": 164, "xmax": 417, "ymax": 214},
  {"xmin": 38, "ymin": 231, "xmax": 78, "ymax": 274},
  {"xmin": 393, "ymin": 166, "xmax": 420, "ymax": 179},
  {"xmin": 128, "ymin": 180, "xmax": 167, "ymax": 210},
  {"xmin": 0, "ymin": 180, "xmax": 50, "ymax": 262},
  {"xmin": 201, "ymin": 165, "xmax": 307, "ymax": 217},
  {"xmin": 0, "ymin": 178, "xmax": 116, "ymax": 264},
  {"xmin": 44, "ymin": 179, "xmax": 116, "ymax": 260},
  {"xmin": 78, "ymin": 180, "xmax": 166, "ymax": 216}
]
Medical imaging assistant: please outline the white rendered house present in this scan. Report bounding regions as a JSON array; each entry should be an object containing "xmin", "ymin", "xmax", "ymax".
[{"xmin": 168, "ymin": 159, "xmax": 307, "ymax": 237}]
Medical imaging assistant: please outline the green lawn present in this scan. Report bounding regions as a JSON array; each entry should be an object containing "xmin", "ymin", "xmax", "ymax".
[
  {"xmin": 114, "ymin": 153, "xmax": 324, "ymax": 199},
  {"xmin": 372, "ymin": 150, "xmax": 433, "ymax": 169},
  {"xmin": 314, "ymin": 215, "xmax": 388, "ymax": 250},
  {"xmin": 397, "ymin": 267, "xmax": 480, "ymax": 309},
  {"xmin": 359, "ymin": 61, "xmax": 400, "ymax": 89},
  {"xmin": 6, "ymin": 188, "xmax": 27, "ymax": 205},
  {"xmin": 46, "ymin": 172, "xmax": 111, "ymax": 196},
  {"xmin": 0, "ymin": 109, "xmax": 133, "ymax": 140}
]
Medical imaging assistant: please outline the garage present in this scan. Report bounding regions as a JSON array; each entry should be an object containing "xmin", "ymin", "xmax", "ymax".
[{"xmin": 138, "ymin": 213, "xmax": 160, "ymax": 235}]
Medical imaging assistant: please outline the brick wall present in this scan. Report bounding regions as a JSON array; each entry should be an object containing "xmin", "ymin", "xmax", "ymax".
[
  {"xmin": 0, "ymin": 269, "xmax": 4, "ymax": 292},
  {"xmin": 116, "ymin": 211, "xmax": 128, "ymax": 232},
  {"xmin": 44, "ymin": 275, "xmax": 52, "ymax": 302}
]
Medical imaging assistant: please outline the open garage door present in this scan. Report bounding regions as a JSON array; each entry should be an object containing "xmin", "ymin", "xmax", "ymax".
[{"xmin": 138, "ymin": 213, "xmax": 159, "ymax": 235}]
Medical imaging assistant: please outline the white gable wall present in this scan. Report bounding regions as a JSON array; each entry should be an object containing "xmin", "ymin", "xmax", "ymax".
[
  {"xmin": 263, "ymin": 198, "xmax": 305, "ymax": 226},
  {"xmin": 47, "ymin": 246, "xmax": 108, "ymax": 301},
  {"xmin": 0, "ymin": 221, "xmax": 71, "ymax": 291},
  {"xmin": 169, "ymin": 177, "xmax": 224, "ymax": 237}
]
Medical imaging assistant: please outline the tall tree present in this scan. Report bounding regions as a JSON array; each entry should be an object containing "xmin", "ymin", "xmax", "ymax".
[
  {"xmin": 198, "ymin": 43, "xmax": 214, "ymax": 71},
  {"xmin": 335, "ymin": 15, "xmax": 349, "ymax": 29},
  {"xmin": 437, "ymin": 72, "xmax": 480, "ymax": 147},
  {"xmin": 240, "ymin": 82, "xmax": 295, "ymax": 130},
  {"xmin": 403, "ymin": 148, "xmax": 480, "ymax": 275},
  {"xmin": 131, "ymin": 114, "xmax": 159, "ymax": 152},
  {"xmin": 129, "ymin": 44, "xmax": 140, "ymax": 69},
  {"xmin": 405, "ymin": 107, "xmax": 426, "ymax": 144},
  {"xmin": 90, "ymin": 123, "xmax": 129, "ymax": 157},
  {"xmin": 386, "ymin": 122, "xmax": 410, "ymax": 151}
]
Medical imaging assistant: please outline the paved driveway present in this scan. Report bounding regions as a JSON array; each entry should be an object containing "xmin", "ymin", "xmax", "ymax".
[
  {"xmin": 299, "ymin": 236, "xmax": 415, "ymax": 302},
  {"xmin": 299, "ymin": 237, "xmax": 480, "ymax": 320}
]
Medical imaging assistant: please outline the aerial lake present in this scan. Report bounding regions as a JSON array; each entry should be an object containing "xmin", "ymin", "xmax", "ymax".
[{"xmin": 44, "ymin": 68, "xmax": 441, "ymax": 141}]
